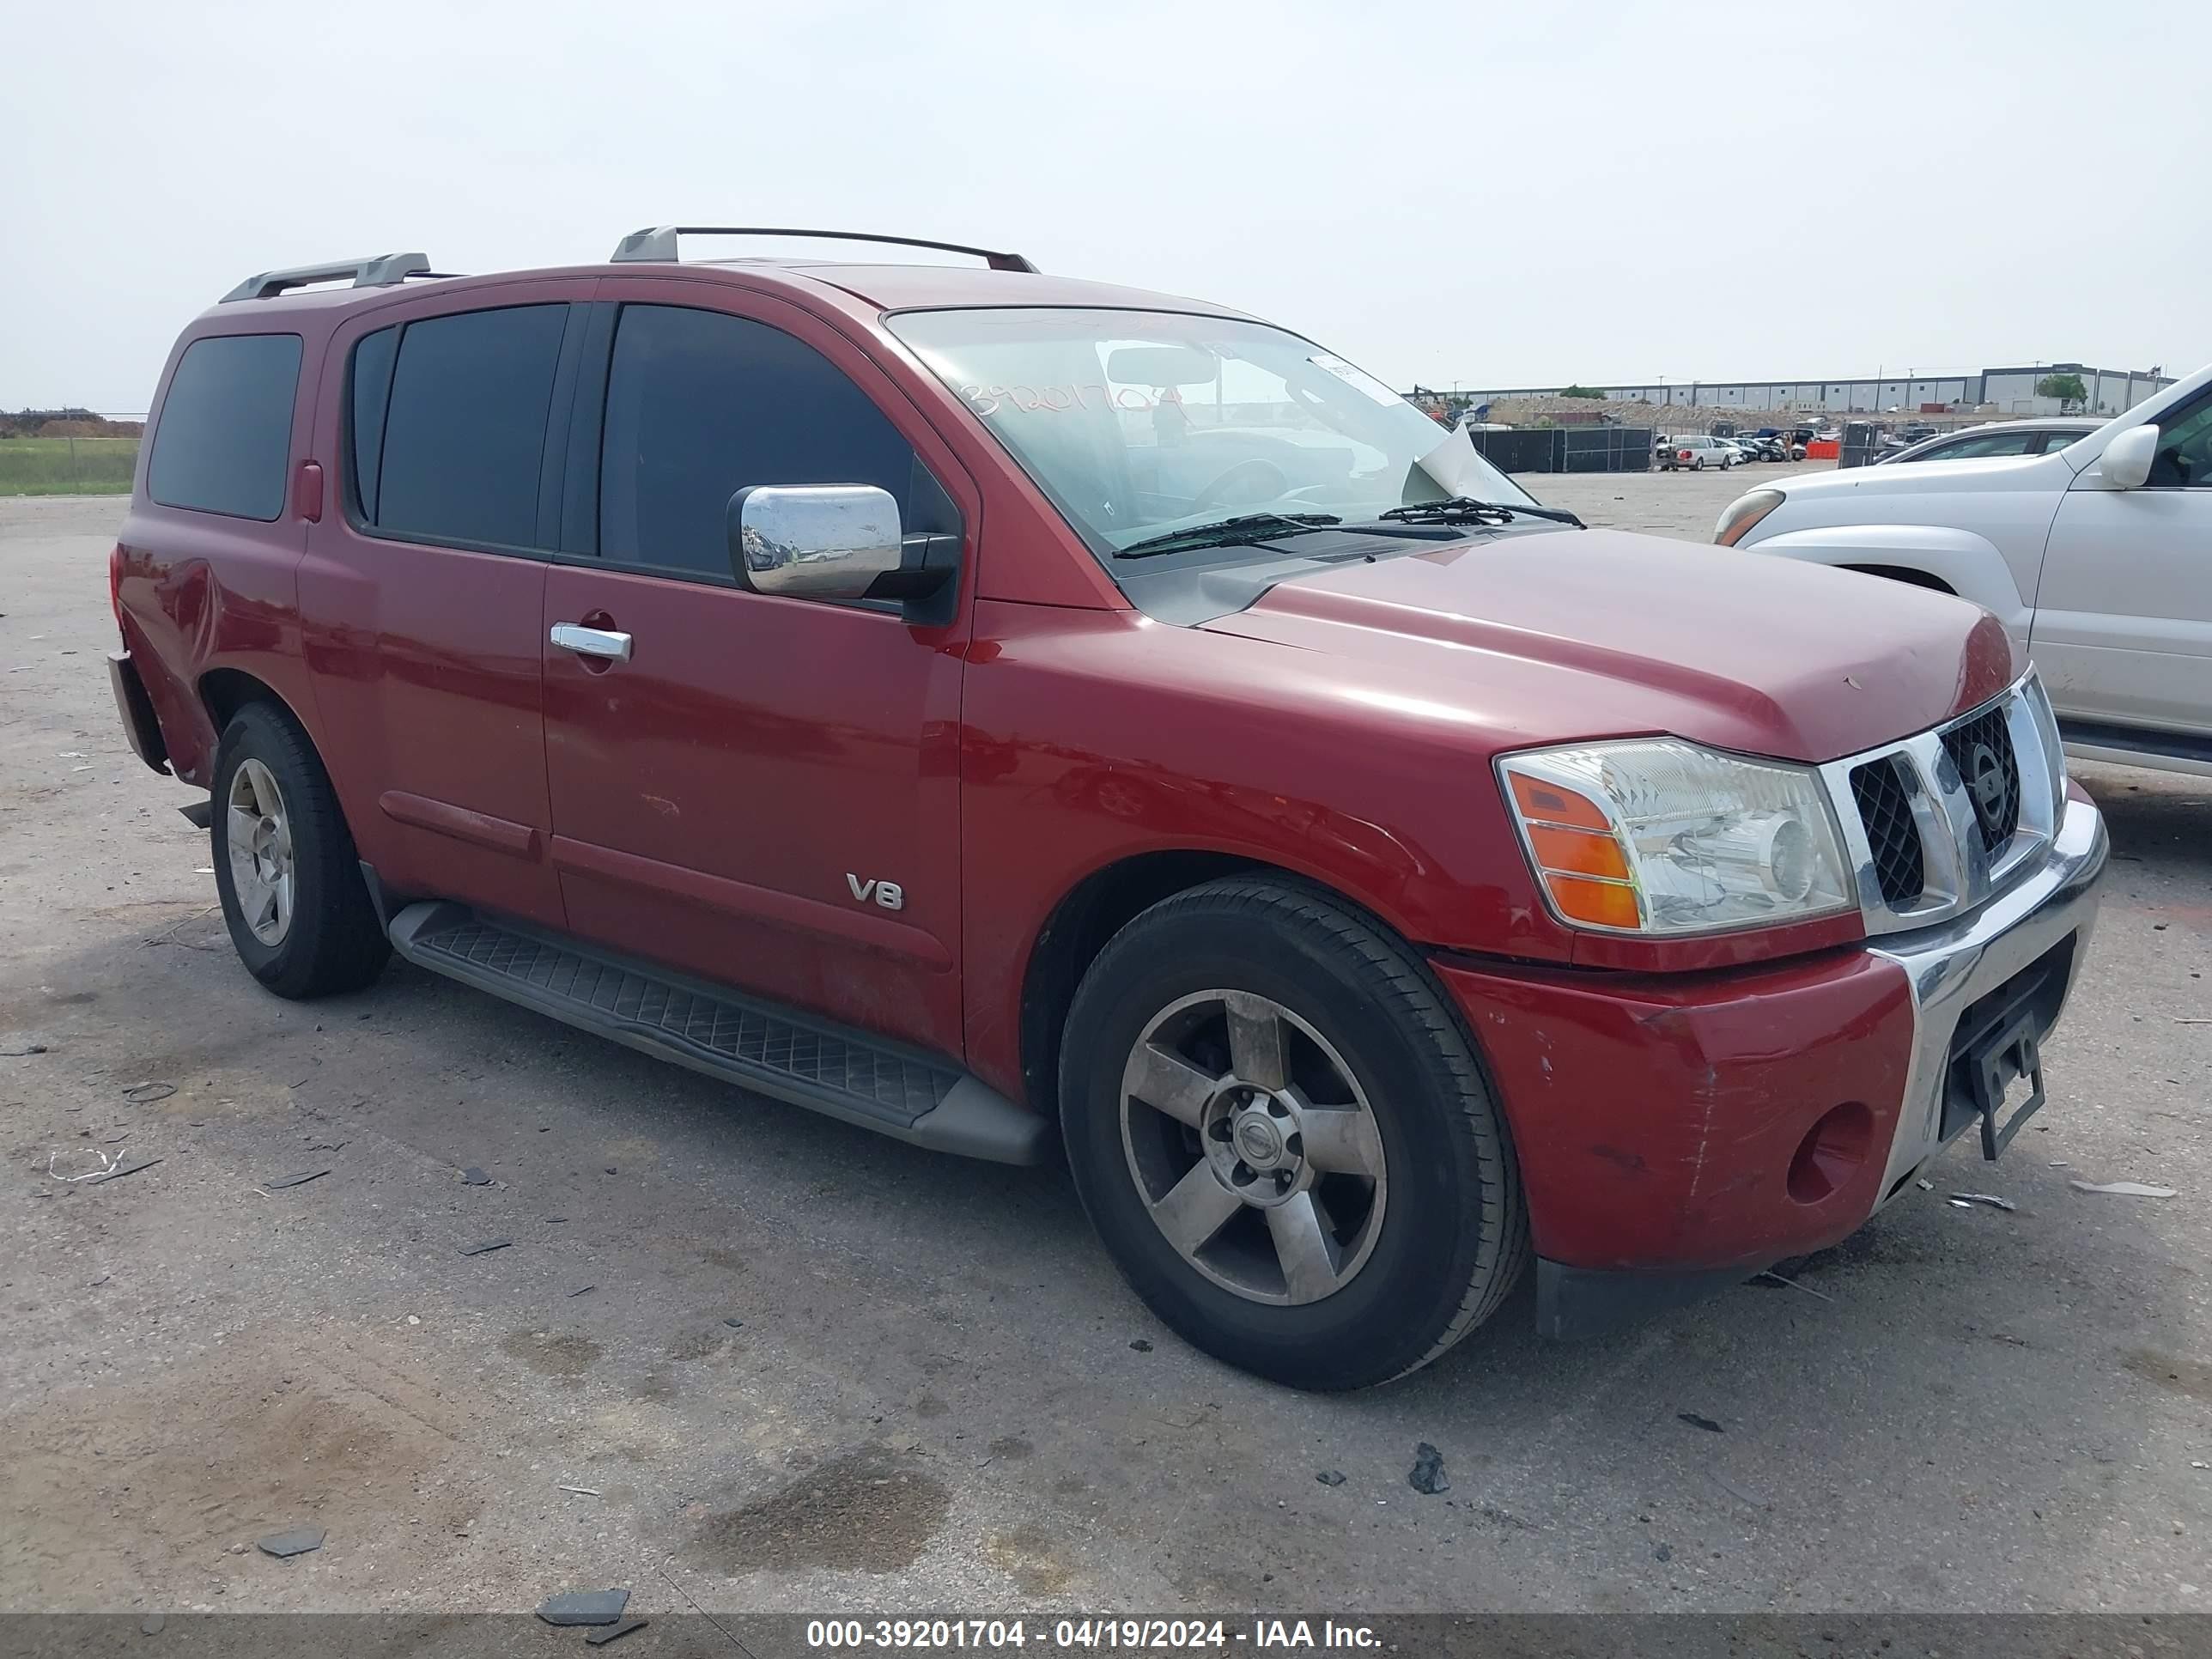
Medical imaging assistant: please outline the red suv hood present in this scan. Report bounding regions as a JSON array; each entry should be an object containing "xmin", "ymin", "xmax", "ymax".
[{"xmin": 1200, "ymin": 528, "xmax": 2017, "ymax": 763}]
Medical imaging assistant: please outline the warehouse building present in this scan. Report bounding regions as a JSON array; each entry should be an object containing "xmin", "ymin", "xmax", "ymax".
[{"xmin": 1454, "ymin": 362, "xmax": 2173, "ymax": 418}]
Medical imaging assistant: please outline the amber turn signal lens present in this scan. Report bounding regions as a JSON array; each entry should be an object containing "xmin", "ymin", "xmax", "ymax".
[
  {"xmin": 1714, "ymin": 488, "xmax": 1785, "ymax": 548},
  {"xmin": 1527, "ymin": 824, "xmax": 1632, "ymax": 880},
  {"xmin": 1544, "ymin": 872, "xmax": 1642, "ymax": 930},
  {"xmin": 1507, "ymin": 771, "xmax": 1611, "ymax": 832}
]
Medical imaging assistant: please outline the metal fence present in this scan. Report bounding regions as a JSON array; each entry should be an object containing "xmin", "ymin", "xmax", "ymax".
[
  {"xmin": 0, "ymin": 434, "xmax": 142, "ymax": 495},
  {"xmin": 1468, "ymin": 427, "xmax": 1656, "ymax": 474}
]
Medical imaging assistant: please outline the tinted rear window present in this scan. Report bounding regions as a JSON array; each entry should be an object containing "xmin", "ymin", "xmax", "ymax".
[
  {"xmin": 349, "ymin": 325, "xmax": 398, "ymax": 521},
  {"xmin": 373, "ymin": 305, "xmax": 568, "ymax": 549},
  {"xmin": 147, "ymin": 333, "xmax": 302, "ymax": 520}
]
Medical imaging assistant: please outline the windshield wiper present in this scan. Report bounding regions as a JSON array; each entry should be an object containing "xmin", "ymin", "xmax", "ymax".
[
  {"xmin": 1376, "ymin": 497, "xmax": 1585, "ymax": 529},
  {"xmin": 1115, "ymin": 512, "xmax": 1342, "ymax": 559}
]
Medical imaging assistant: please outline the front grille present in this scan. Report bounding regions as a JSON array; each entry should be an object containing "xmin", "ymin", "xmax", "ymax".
[
  {"xmin": 1849, "ymin": 755, "xmax": 1926, "ymax": 905},
  {"xmin": 1826, "ymin": 676, "xmax": 2059, "ymax": 938},
  {"xmin": 1940, "ymin": 706, "xmax": 2021, "ymax": 855}
]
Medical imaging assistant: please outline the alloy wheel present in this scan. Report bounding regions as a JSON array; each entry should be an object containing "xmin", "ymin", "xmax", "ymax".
[
  {"xmin": 226, "ymin": 757, "xmax": 295, "ymax": 945},
  {"xmin": 1119, "ymin": 989, "xmax": 1388, "ymax": 1305}
]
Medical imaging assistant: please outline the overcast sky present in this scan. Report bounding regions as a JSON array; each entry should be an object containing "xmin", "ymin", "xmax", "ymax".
[{"xmin": 7, "ymin": 0, "xmax": 2207, "ymax": 410}]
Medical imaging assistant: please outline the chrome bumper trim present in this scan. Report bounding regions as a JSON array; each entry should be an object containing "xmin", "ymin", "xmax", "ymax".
[{"xmin": 1867, "ymin": 789, "xmax": 2107, "ymax": 1200}]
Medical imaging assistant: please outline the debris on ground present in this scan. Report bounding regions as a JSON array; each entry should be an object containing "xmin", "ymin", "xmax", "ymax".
[
  {"xmin": 1655, "ymin": 1543, "xmax": 1674, "ymax": 1562},
  {"xmin": 122, "ymin": 1081, "xmax": 177, "ymax": 1103},
  {"xmin": 1678, "ymin": 1413, "xmax": 1724, "ymax": 1434},
  {"xmin": 1706, "ymin": 1470, "xmax": 1770, "ymax": 1510},
  {"xmin": 538, "ymin": 1589, "xmax": 630, "ymax": 1626},
  {"xmin": 1408, "ymin": 1443, "xmax": 1449, "ymax": 1494},
  {"xmin": 262, "ymin": 1169, "xmax": 331, "ymax": 1190},
  {"xmin": 568, "ymin": 1285, "xmax": 595, "ymax": 1297},
  {"xmin": 458, "ymin": 1237, "xmax": 514, "ymax": 1256},
  {"xmin": 256, "ymin": 1526, "xmax": 326, "ymax": 1559},
  {"xmin": 586, "ymin": 1619, "xmax": 649, "ymax": 1648},
  {"xmin": 89, "ymin": 1156, "xmax": 162, "ymax": 1184},
  {"xmin": 721, "ymin": 1317, "xmax": 743, "ymax": 1328},
  {"xmin": 2069, "ymin": 1179, "xmax": 2179, "ymax": 1199},
  {"xmin": 1129, "ymin": 1339, "xmax": 1153, "ymax": 1352},
  {"xmin": 460, "ymin": 1167, "xmax": 492, "ymax": 1186},
  {"xmin": 1753, "ymin": 1270, "xmax": 1835, "ymax": 1302},
  {"xmin": 1950, "ymin": 1193, "xmax": 2017, "ymax": 1212},
  {"xmin": 48, "ymin": 1148, "xmax": 125, "ymax": 1182},
  {"xmin": 1, "ymin": 1044, "xmax": 49, "ymax": 1056},
  {"xmin": 544, "ymin": 1215, "xmax": 568, "ymax": 1224},
  {"xmin": 556, "ymin": 1485, "xmax": 601, "ymax": 1497},
  {"xmin": 1916, "ymin": 1179, "xmax": 1934, "ymax": 1190},
  {"xmin": 1316, "ymin": 1469, "xmax": 1346, "ymax": 1486},
  {"xmin": 140, "ymin": 1615, "xmax": 165, "ymax": 1635}
]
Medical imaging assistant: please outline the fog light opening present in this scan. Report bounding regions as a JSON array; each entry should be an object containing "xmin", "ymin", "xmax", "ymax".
[{"xmin": 1787, "ymin": 1101, "xmax": 1875, "ymax": 1206}]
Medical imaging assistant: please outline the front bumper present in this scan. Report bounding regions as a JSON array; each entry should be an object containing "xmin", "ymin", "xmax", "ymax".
[
  {"xmin": 1435, "ymin": 785, "xmax": 2107, "ymax": 1337},
  {"xmin": 1865, "ymin": 781, "xmax": 2106, "ymax": 1196}
]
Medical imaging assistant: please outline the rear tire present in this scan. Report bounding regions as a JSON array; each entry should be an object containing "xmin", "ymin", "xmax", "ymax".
[
  {"xmin": 1059, "ymin": 878, "xmax": 1528, "ymax": 1389},
  {"xmin": 210, "ymin": 702, "xmax": 389, "ymax": 1000}
]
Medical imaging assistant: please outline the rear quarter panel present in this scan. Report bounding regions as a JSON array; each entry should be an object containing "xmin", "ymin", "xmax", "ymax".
[{"xmin": 118, "ymin": 318, "xmax": 329, "ymax": 787}]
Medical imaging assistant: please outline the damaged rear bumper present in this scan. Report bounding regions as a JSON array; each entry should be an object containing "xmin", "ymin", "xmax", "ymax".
[{"xmin": 108, "ymin": 650, "xmax": 170, "ymax": 775}]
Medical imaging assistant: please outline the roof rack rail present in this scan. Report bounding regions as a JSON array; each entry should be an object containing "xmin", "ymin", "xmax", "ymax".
[
  {"xmin": 609, "ymin": 226, "xmax": 1037, "ymax": 274},
  {"xmin": 221, "ymin": 253, "xmax": 437, "ymax": 303}
]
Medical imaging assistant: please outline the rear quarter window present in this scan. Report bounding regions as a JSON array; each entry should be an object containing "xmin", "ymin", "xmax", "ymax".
[
  {"xmin": 146, "ymin": 333, "xmax": 303, "ymax": 520},
  {"xmin": 370, "ymin": 305, "xmax": 569, "ymax": 550}
]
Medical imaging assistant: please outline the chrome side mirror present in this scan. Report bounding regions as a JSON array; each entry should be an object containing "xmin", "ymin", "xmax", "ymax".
[
  {"xmin": 2097, "ymin": 423, "xmax": 2160, "ymax": 490},
  {"xmin": 727, "ymin": 484, "xmax": 902, "ymax": 600}
]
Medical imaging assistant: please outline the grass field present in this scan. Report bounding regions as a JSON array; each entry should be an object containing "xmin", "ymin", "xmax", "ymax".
[{"xmin": 0, "ymin": 435, "xmax": 139, "ymax": 495}]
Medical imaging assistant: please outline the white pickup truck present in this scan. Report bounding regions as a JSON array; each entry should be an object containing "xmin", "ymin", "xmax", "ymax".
[{"xmin": 1717, "ymin": 362, "xmax": 2212, "ymax": 777}]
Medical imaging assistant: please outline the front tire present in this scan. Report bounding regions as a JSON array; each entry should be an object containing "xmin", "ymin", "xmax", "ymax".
[
  {"xmin": 210, "ymin": 702, "xmax": 389, "ymax": 999},
  {"xmin": 1060, "ymin": 878, "xmax": 1528, "ymax": 1389}
]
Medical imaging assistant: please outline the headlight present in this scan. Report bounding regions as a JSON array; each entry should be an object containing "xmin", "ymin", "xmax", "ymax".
[
  {"xmin": 1499, "ymin": 739, "xmax": 1855, "ymax": 935},
  {"xmin": 1714, "ymin": 488, "xmax": 1784, "ymax": 546}
]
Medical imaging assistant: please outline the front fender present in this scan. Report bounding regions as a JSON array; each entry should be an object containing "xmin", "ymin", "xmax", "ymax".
[{"xmin": 1744, "ymin": 522, "xmax": 2029, "ymax": 644}]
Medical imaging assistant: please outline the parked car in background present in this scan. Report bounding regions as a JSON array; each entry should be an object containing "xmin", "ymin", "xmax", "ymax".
[
  {"xmin": 1874, "ymin": 418, "xmax": 2101, "ymax": 466},
  {"xmin": 107, "ymin": 227, "xmax": 2107, "ymax": 1390},
  {"xmin": 1718, "ymin": 360, "xmax": 2212, "ymax": 776},
  {"xmin": 1661, "ymin": 435, "xmax": 1735, "ymax": 471}
]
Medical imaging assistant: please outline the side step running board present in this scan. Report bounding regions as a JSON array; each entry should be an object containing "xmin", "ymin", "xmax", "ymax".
[{"xmin": 386, "ymin": 902, "xmax": 1048, "ymax": 1166}]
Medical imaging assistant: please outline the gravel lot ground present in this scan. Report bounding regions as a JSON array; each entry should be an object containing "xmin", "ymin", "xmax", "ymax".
[
  {"xmin": 3, "ymin": 489, "xmax": 2207, "ymax": 1619},
  {"xmin": 1533, "ymin": 457, "xmax": 1835, "ymax": 539}
]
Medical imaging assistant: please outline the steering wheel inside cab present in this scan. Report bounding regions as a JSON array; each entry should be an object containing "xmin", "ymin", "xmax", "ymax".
[
  {"xmin": 1108, "ymin": 342, "xmax": 1298, "ymax": 514},
  {"xmin": 1191, "ymin": 456, "xmax": 1292, "ymax": 510}
]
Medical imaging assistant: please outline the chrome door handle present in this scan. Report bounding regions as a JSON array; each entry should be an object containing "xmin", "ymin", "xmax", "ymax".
[{"xmin": 550, "ymin": 623, "xmax": 633, "ymax": 662}]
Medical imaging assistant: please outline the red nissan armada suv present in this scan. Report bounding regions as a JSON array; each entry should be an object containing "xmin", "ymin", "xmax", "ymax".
[{"xmin": 107, "ymin": 229, "xmax": 2107, "ymax": 1388}]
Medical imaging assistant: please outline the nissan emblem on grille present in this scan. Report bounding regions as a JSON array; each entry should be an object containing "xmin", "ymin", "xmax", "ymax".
[
  {"xmin": 1966, "ymin": 740, "xmax": 2014, "ymax": 838},
  {"xmin": 1939, "ymin": 707, "xmax": 2021, "ymax": 854}
]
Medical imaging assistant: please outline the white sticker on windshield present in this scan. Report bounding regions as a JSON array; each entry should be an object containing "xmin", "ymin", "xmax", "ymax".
[{"xmin": 1308, "ymin": 352, "xmax": 1406, "ymax": 408}]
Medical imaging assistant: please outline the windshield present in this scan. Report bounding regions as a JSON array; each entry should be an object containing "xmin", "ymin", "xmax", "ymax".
[{"xmin": 888, "ymin": 308, "xmax": 1536, "ymax": 557}]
